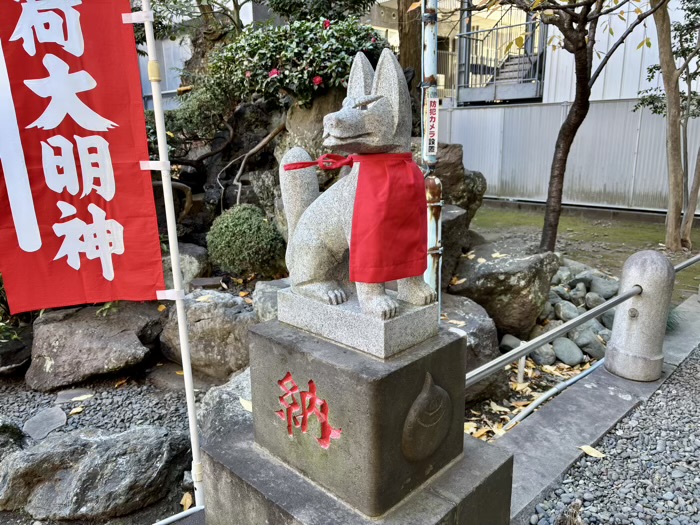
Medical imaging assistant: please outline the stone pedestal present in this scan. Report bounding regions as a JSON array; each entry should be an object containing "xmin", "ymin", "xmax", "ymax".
[
  {"xmin": 249, "ymin": 322, "xmax": 465, "ymax": 517},
  {"xmin": 202, "ymin": 321, "xmax": 513, "ymax": 524}
]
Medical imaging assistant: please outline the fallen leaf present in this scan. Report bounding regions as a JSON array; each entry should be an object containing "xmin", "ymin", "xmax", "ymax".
[
  {"xmin": 491, "ymin": 252, "xmax": 508, "ymax": 259},
  {"xmin": 579, "ymin": 445, "xmax": 606, "ymax": 458},
  {"xmin": 176, "ymin": 371, "xmax": 185, "ymax": 376},
  {"xmin": 461, "ymin": 250, "xmax": 475, "ymax": 259},
  {"xmin": 490, "ymin": 401, "xmax": 510, "ymax": 414},
  {"xmin": 453, "ymin": 277, "xmax": 466, "ymax": 286},
  {"xmin": 157, "ymin": 304, "xmax": 167, "ymax": 312},
  {"xmin": 244, "ymin": 298, "xmax": 253, "ymax": 305},
  {"xmin": 195, "ymin": 295, "xmax": 213, "ymax": 302},
  {"xmin": 447, "ymin": 319, "xmax": 466, "ymax": 327},
  {"xmin": 464, "ymin": 422, "xmax": 478, "ymax": 434},
  {"xmin": 181, "ymin": 492, "xmax": 194, "ymax": 511},
  {"xmin": 240, "ymin": 397, "xmax": 253, "ymax": 412},
  {"xmin": 69, "ymin": 406, "xmax": 84, "ymax": 416},
  {"xmin": 239, "ymin": 291, "xmax": 250, "ymax": 297},
  {"xmin": 473, "ymin": 427, "xmax": 489, "ymax": 439},
  {"xmin": 477, "ymin": 258, "xmax": 487, "ymax": 264},
  {"xmin": 511, "ymin": 382, "xmax": 530, "ymax": 392},
  {"xmin": 115, "ymin": 379, "xmax": 127, "ymax": 388},
  {"xmin": 511, "ymin": 401, "xmax": 531, "ymax": 408},
  {"xmin": 407, "ymin": 1, "xmax": 421, "ymax": 11},
  {"xmin": 490, "ymin": 423, "xmax": 506, "ymax": 437},
  {"xmin": 70, "ymin": 394, "xmax": 93, "ymax": 402},
  {"xmin": 467, "ymin": 253, "xmax": 476, "ymax": 260}
]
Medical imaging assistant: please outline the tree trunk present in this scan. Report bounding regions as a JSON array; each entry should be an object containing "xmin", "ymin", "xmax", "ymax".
[
  {"xmin": 398, "ymin": 0, "xmax": 422, "ymax": 77},
  {"xmin": 681, "ymin": 146, "xmax": 700, "ymax": 248},
  {"xmin": 652, "ymin": 1, "xmax": 684, "ymax": 251},
  {"xmin": 539, "ymin": 47, "xmax": 591, "ymax": 252}
]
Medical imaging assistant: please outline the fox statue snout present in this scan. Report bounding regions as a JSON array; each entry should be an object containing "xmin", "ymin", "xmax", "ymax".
[{"xmin": 279, "ymin": 48, "xmax": 437, "ymax": 320}]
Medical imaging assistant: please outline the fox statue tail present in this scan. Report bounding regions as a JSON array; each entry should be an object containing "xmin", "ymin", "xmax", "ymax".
[{"xmin": 279, "ymin": 147, "xmax": 320, "ymax": 243}]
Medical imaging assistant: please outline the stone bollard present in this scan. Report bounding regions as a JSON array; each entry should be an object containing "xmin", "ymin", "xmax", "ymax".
[{"xmin": 605, "ymin": 250, "xmax": 674, "ymax": 382}]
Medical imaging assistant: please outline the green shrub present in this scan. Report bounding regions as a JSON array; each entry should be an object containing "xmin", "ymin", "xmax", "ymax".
[
  {"xmin": 208, "ymin": 19, "xmax": 387, "ymax": 108},
  {"xmin": 207, "ymin": 205, "xmax": 286, "ymax": 277}
]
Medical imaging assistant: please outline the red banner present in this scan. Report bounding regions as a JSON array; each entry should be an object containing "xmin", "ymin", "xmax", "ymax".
[{"xmin": 0, "ymin": 0, "xmax": 164, "ymax": 314}]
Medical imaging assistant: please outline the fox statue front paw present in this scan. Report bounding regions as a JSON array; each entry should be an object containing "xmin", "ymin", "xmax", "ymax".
[
  {"xmin": 361, "ymin": 294, "xmax": 400, "ymax": 320},
  {"xmin": 293, "ymin": 281, "xmax": 348, "ymax": 305},
  {"xmin": 398, "ymin": 276, "xmax": 438, "ymax": 306}
]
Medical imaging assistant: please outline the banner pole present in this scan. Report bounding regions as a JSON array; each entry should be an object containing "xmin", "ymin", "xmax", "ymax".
[{"xmin": 140, "ymin": 0, "xmax": 205, "ymax": 509}]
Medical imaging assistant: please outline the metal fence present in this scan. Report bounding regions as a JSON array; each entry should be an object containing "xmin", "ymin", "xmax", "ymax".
[{"xmin": 438, "ymin": 50, "xmax": 457, "ymax": 100}]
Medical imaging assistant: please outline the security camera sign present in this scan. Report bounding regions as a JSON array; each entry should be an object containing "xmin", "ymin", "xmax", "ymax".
[{"xmin": 0, "ymin": 0, "xmax": 164, "ymax": 313}]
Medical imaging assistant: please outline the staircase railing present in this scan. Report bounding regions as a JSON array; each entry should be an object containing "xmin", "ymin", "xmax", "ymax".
[{"xmin": 458, "ymin": 19, "xmax": 546, "ymax": 94}]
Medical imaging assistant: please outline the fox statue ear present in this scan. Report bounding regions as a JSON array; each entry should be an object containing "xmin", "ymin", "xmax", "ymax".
[
  {"xmin": 347, "ymin": 52, "xmax": 375, "ymax": 99},
  {"xmin": 371, "ymin": 49, "xmax": 412, "ymax": 134}
]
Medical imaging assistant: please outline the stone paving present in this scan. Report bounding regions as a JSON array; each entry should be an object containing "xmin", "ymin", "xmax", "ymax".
[{"xmin": 530, "ymin": 345, "xmax": 700, "ymax": 525}]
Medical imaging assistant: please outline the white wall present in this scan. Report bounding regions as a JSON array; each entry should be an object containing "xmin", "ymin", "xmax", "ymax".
[
  {"xmin": 542, "ymin": 0, "xmax": 693, "ymax": 103},
  {"xmin": 439, "ymin": 99, "xmax": 700, "ymax": 212}
]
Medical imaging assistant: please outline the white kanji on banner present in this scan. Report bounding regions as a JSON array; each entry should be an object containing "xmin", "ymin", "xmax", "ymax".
[
  {"xmin": 53, "ymin": 202, "xmax": 125, "ymax": 281},
  {"xmin": 10, "ymin": 0, "xmax": 84, "ymax": 57},
  {"xmin": 42, "ymin": 135, "xmax": 79, "ymax": 195},
  {"xmin": 76, "ymin": 135, "xmax": 115, "ymax": 200},
  {"xmin": 25, "ymin": 54, "xmax": 117, "ymax": 131}
]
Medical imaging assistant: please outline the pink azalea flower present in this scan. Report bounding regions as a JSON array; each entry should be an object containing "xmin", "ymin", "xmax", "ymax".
[
  {"xmin": 269, "ymin": 68, "xmax": 280, "ymax": 78},
  {"xmin": 245, "ymin": 71, "xmax": 252, "ymax": 78},
  {"xmin": 313, "ymin": 75, "xmax": 323, "ymax": 86},
  {"xmin": 371, "ymin": 37, "xmax": 377, "ymax": 44},
  {"xmin": 323, "ymin": 19, "xmax": 331, "ymax": 30}
]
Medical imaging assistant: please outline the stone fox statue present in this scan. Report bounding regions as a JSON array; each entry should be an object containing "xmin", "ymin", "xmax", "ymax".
[{"xmin": 279, "ymin": 49, "xmax": 437, "ymax": 320}]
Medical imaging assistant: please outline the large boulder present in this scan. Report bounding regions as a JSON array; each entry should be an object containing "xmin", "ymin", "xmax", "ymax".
[
  {"xmin": 162, "ymin": 242, "xmax": 209, "ymax": 291},
  {"xmin": 0, "ymin": 326, "xmax": 31, "ymax": 376},
  {"xmin": 26, "ymin": 303, "xmax": 166, "ymax": 392},
  {"xmin": 441, "ymin": 294, "xmax": 510, "ymax": 403},
  {"xmin": 0, "ymin": 420, "xmax": 23, "ymax": 464},
  {"xmin": 252, "ymin": 279, "xmax": 289, "ymax": 322},
  {"xmin": 0, "ymin": 426, "xmax": 189, "ymax": 521},
  {"xmin": 160, "ymin": 290, "xmax": 258, "ymax": 381},
  {"xmin": 448, "ymin": 240, "xmax": 559, "ymax": 339},
  {"xmin": 198, "ymin": 368, "xmax": 251, "ymax": 443},
  {"xmin": 411, "ymin": 142, "xmax": 487, "ymax": 224}
]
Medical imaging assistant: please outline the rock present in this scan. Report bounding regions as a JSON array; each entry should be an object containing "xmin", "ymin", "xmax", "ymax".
[
  {"xmin": 441, "ymin": 205, "xmax": 470, "ymax": 290},
  {"xmin": 585, "ymin": 292, "xmax": 605, "ymax": 309},
  {"xmin": 26, "ymin": 303, "xmax": 166, "ymax": 392},
  {"xmin": 252, "ymin": 279, "xmax": 289, "ymax": 322},
  {"xmin": 448, "ymin": 239, "xmax": 559, "ymax": 338},
  {"xmin": 570, "ymin": 282, "xmax": 588, "ymax": 306},
  {"xmin": 0, "ymin": 426, "xmax": 189, "ymax": 521},
  {"xmin": 442, "ymin": 294, "xmax": 509, "ymax": 403},
  {"xmin": 554, "ymin": 301, "xmax": 579, "ymax": 322},
  {"xmin": 538, "ymin": 302, "xmax": 554, "ymax": 322},
  {"xmin": 581, "ymin": 337, "xmax": 607, "ymax": 359},
  {"xmin": 160, "ymin": 290, "xmax": 258, "ymax": 381},
  {"xmin": 499, "ymin": 334, "xmax": 522, "ymax": 352},
  {"xmin": 411, "ymin": 142, "xmax": 487, "ymax": 224},
  {"xmin": 551, "ymin": 267, "xmax": 573, "ymax": 286},
  {"xmin": 552, "ymin": 285, "xmax": 571, "ymax": 301},
  {"xmin": 568, "ymin": 320, "xmax": 606, "ymax": 350},
  {"xmin": 22, "ymin": 407, "xmax": 66, "ymax": 441},
  {"xmin": 590, "ymin": 276, "xmax": 619, "ymax": 300},
  {"xmin": 198, "ymin": 368, "xmax": 252, "ymax": 441},
  {"xmin": 162, "ymin": 243, "xmax": 209, "ymax": 291},
  {"xmin": 553, "ymin": 338, "xmax": 584, "ymax": 366},
  {"xmin": 602, "ymin": 308, "xmax": 616, "ymax": 329},
  {"xmin": 530, "ymin": 344, "xmax": 556, "ymax": 366},
  {"xmin": 530, "ymin": 320, "xmax": 564, "ymax": 340},
  {"xmin": 576, "ymin": 305, "xmax": 587, "ymax": 316},
  {"xmin": 0, "ymin": 420, "xmax": 23, "ymax": 463},
  {"xmin": 54, "ymin": 388, "xmax": 94, "ymax": 405},
  {"xmin": 549, "ymin": 290, "xmax": 564, "ymax": 306},
  {"xmin": 598, "ymin": 328, "xmax": 612, "ymax": 343},
  {"xmin": 563, "ymin": 258, "xmax": 594, "ymax": 276},
  {"xmin": 0, "ymin": 326, "xmax": 31, "ymax": 376}
]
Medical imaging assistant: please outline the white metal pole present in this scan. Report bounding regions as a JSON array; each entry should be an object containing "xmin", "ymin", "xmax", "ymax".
[{"xmin": 140, "ymin": 0, "xmax": 205, "ymax": 509}]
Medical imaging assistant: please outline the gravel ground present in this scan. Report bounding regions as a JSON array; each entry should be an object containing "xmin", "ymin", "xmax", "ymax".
[
  {"xmin": 530, "ymin": 346, "xmax": 700, "ymax": 525},
  {"xmin": 0, "ymin": 370, "xmax": 204, "ymax": 437}
]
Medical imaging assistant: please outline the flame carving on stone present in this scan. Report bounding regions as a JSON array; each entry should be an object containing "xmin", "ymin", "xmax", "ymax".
[{"xmin": 401, "ymin": 372, "xmax": 452, "ymax": 462}]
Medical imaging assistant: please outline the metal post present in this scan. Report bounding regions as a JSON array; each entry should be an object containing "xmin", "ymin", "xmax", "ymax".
[
  {"xmin": 422, "ymin": 0, "xmax": 443, "ymax": 315},
  {"xmin": 140, "ymin": 0, "xmax": 205, "ymax": 508},
  {"xmin": 605, "ymin": 251, "xmax": 675, "ymax": 382}
]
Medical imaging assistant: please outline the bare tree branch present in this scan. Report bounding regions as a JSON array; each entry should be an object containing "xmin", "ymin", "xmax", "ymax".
[{"xmin": 589, "ymin": 0, "xmax": 669, "ymax": 87}]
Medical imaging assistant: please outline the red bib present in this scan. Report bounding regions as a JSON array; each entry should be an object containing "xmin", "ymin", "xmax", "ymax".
[{"xmin": 285, "ymin": 153, "xmax": 427, "ymax": 283}]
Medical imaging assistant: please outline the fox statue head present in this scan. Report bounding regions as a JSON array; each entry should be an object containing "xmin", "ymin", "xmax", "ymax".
[{"xmin": 323, "ymin": 49, "xmax": 412, "ymax": 154}]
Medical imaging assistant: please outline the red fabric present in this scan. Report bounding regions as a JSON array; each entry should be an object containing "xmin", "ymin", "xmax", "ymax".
[
  {"xmin": 285, "ymin": 153, "xmax": 427, "ymax": 283},
  {"xmin": 0, "ymin": 0, "xmax": 164, "ymax": 314}
]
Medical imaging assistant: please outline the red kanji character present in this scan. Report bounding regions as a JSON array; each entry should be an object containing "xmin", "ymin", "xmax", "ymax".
[
  {"xmin": 300, "ymin": 380, "xmax": 342, "ymax": 449},
  {"xmin": 275, "ymin": 372, "xmax": 301, "ymax": 436}
]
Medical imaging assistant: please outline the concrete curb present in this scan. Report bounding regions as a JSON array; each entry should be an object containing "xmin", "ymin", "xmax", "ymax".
[{"xmin": 498, "ymin": 294, "xmax": 700, "ymax": 525}]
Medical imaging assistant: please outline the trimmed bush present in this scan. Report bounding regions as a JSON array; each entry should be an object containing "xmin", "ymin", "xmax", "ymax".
[{"xmin": 207, "ymin": 205, "xmax": 286, "ymax": 277}]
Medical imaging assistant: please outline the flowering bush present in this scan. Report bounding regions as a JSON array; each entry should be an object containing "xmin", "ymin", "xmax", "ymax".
[{"xmin": 209, "ymin": 19, "xmax": 387, "ymax": 107}]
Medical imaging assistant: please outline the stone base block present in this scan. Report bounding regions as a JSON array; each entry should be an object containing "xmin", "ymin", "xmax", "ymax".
[
  {"xmin": 202, "ymin": 423, "xmax": 513, "ymax": 525},
  {"xmin": 249, "ymin": 322, "xmax": 465, "ymax": 517},
  {"xmin": 277, "ymin": 288, "xmax": 438, "ymax": 358}
]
